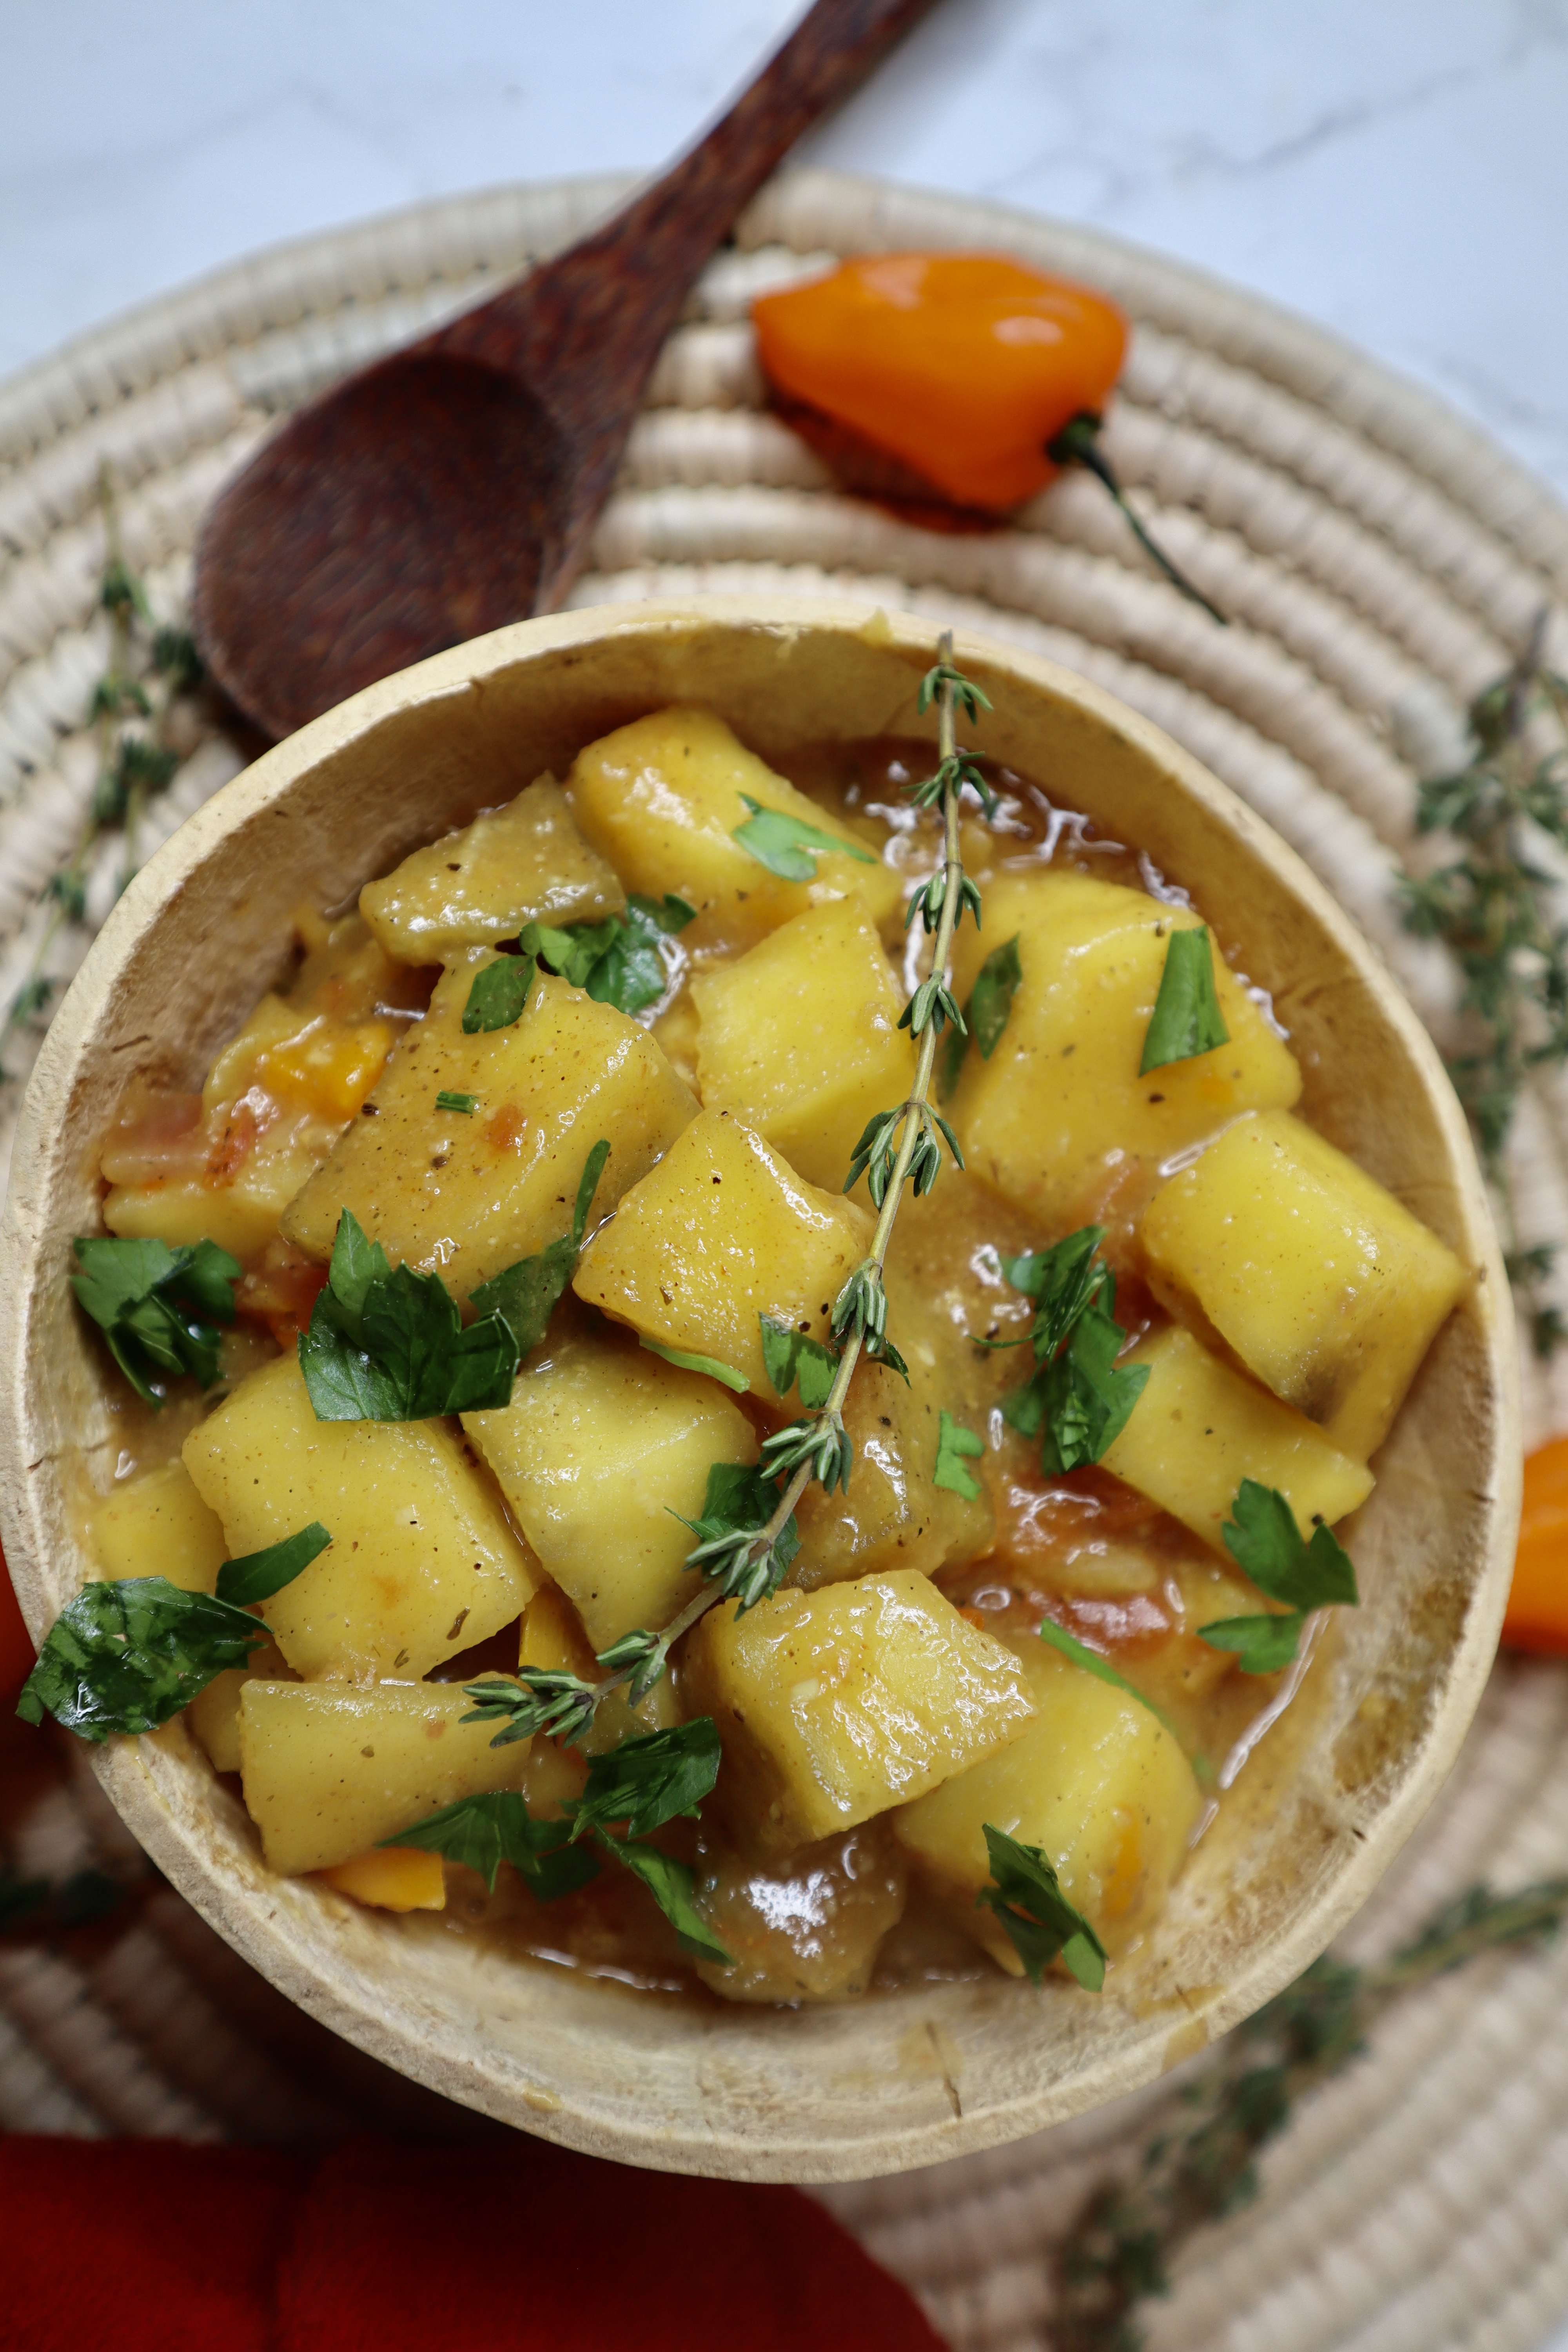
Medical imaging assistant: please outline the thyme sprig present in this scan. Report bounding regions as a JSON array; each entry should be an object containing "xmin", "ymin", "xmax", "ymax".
[
  {"xmin": 1048, "ymin": 1876, "xmax": 1568, "ymax": 2351},
  {"xmin": 0, "ymin": 469, "xmax": 201, "ymax": 1085},
  {"xmin": 490, "ymin": 635, "xmax": 995, "ymax": 1739},
  {"xmin": 1399, "ymin": 617, "xmax": 1568, "ymax": 1356}
]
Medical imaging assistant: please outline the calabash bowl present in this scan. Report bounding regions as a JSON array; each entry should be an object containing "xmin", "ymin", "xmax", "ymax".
[{"xmin": 0, "ymin": 598, "xmax": 1519, "ymax": 2180}]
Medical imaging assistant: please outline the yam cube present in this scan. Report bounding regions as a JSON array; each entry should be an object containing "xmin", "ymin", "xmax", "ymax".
[
  {"xmin": 566, "ymin": 706, "xmax": 900, "ymax": 950},
  {"xmin": 572, "ymin": 1107, "xmax": 871, "ymax": 1397},
  {"xmin": 104, "ymin": 1133, "xmax": 336, "ymax": 1264},
  {"xmin": 359, "ymin": 775, "xmax": 624, "ymax": 964},
  {"xmin": 183, "ymin": 1353, "xmax": 538, "ymax": 1681},
  {"xmin": 316, "ymin": 1847, "xmax": 447, "ymax": 1911},
  {"xmin": 237, "ymin": 1679, "xmax": 529, "ymax": 1875},
  {"xmin": 1100, "ymin": 1323, "xmax": 1372, "ymax": 1552},
  {"xmin": 280, "ymin": 958, "xmax": 697, "ymax": 1296},
  {"xmin": 691, "ymin": 899, "xmax": 916, "ymax": 1193},
  {"xmin": 464, "ymin": 1326, "xmax": 758, "ymax": 1650},
  {"xmin": 188, "ymin": 1641, "xmax": 292, "ymax": 1774},
  {"xmin": 1139, "ymin": 1110, "xmax": 1470, "ymax": 1461},
  {"xmin": 945, "ymin": 873, "xmax": 1301, "ymax": 1228},
  {"xmin": 87, "ymin": 1460, "xmax": 227, "ymax": 1593},
  {"xmin": 793, "ymin": 1260, "xmax": 992, "ymax": 1587},
  {"xmin": 682, "ymin": 1569, "xmax": 1036, "ymax": 1848},
  {"xmin": 894, "ymin": 1632, "xmax": 1201, "ymax": 1967}
]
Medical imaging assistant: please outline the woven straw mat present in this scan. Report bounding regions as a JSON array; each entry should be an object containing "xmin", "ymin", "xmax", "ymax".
[{"xmin": 4, "ymin": 167, "xmax": 1568, "ymax": 2352}]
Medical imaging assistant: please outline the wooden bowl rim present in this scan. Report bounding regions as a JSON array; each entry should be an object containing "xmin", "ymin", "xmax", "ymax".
[{"xmin": 0, "ymin": 595, "xmax": 1521, "ymax": 2179}]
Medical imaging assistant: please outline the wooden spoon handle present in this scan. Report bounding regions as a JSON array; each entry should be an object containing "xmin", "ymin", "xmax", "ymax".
[{"xmin": 445, "ymin": 0, "xmax": 940, "ymax": 401}]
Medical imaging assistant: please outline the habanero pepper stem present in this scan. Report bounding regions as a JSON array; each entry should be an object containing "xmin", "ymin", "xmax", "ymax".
[{"xmin": 1047, "ymin": 412, "xmax": 1227, "ymax": 626}]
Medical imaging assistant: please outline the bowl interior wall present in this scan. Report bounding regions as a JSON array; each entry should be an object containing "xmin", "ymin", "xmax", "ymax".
[{"xmin": 0, "ymin": 602, "xmax": 1515, "ymax": 2179}]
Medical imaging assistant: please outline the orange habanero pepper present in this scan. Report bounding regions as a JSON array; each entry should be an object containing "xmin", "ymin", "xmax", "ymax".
[
  {"xmin": 753, "ymin": 252, "xmax": 1222, "ymax": 621},
  {"xmin": 1504, "ymin": 1435, "xmax": 1568, "ymax": 1653}
]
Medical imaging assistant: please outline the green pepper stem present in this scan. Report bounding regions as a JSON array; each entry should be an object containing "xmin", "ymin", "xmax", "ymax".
[{"xmin": 1047, "ymin": 412, "xmax": 1227, "ymax": 626}]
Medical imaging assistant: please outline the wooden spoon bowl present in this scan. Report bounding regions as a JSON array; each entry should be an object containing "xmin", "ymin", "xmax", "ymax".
[{"xmin": 0, "ymin": 601, "xmax": 1518, "ymax": 2180}]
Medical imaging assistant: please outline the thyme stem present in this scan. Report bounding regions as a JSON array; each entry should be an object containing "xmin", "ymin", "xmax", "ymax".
[{"xmin": 584, "ymin": 633, "xmax": 980, "ymax": 1696}]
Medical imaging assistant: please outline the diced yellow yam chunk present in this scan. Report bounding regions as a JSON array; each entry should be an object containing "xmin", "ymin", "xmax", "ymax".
[
  {"xmin": 682, "ymin": 1569, "xmax": 1036, "ymax": 1847},
  {"xmin": 183, "ymin": 1354, "xmax": 538, "ymax": 1681},
  {"xmin": 691, "ymin": 899, "xmax": 916, "ymax": 1193},
  {"xmin": 1101, "ymin": 1323, "xmax": 1373, "ymax": 1552},
  {"xmin": 359, "ymin": 775, "xmax": 625, "ymax": 964},
  {"xmin": 105, "ymin": 1150, "xmax": 328, "ymax": 1264},
  {"xmin": 202, "ymin": 991, "xmax": 395, "ymax": 1123},
  {"xmin": 86, "ymin": 1460, "xmax": 227, "ymax": 1594},
  {"xmin": 572, "ymin": 1108, "xmax": 871, "ymax": 1398},
  {"xmin": 566, "ymin": 706, "xmax": 900, "ymax": 950},
  {"xmin": 237, "ymin": 1679, "xmax": 529, "ymax": 1875},
  {"xmin": 894, "ymin": 1632, "xmax": 1201, "ymax": 1967},
  {"xmin": 792, "ymin": 1259, "xmax": 992, "ymax": 1586},
  {"xmin": 1140, "ymin": 1110, "xmax": 1470, "ymax": 1461},
  {"xmin": 464, "ymin": 1326, "xmax": 757, "ymax": 1650},
  {"xmin": 946, "ymin": 873, "xmax": 1301, "ymax": 1227},
  {"xmin": 187, "ymin": 1642, "xmax": 292, "ymax": 1774},
  {"xmin": 281, "ymin": 958, "xmax": 697, "ymax": 1296},
  {"xmin": 317, "ymin": 1846, "xmax": 447, "ymax": 1911}
]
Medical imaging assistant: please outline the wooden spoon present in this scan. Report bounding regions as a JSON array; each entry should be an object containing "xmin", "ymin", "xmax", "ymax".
[{"xmin": 191, "ymin": 0, "xmax": 938, "ymax": 742}]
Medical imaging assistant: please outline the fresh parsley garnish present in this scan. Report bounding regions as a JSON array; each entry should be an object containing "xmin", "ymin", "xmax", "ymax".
[
  {"xmin": 435, "ymin": 1090, "xmax": 477, "ymax": 1114},
  {"xmin": 215, "ymin": 1521, "xmax": 332, "ymax": 1608},
  {"xmin": 70, "ymin": 1234, "xmax": 242, "ymax": 1407},
  {"xmin": 998, "ymin": 1230, "xmax": 1149, "ymax": 1475},
  {"xmin": 732, "ymin": 795, "xmax": 877, "ymax": 883},
  {"xmin": 759, "ymin": 1315, "xmax": 839, "ymax": 1409},
  {"xmin": 467, "ymin": 1139, "xmax": 610, "ymax": 1355},
  {"xmin": 674, "ymin": 1459, "xmax": 800, "ymax": 1614},
  {"xmin": 1200, "ymin": 1479, "xmax": 1359, "ymax": 1674},
  {"xmin": 1140, "ymin": 926, "xmax": 1229, "ymax": 1073},
  {"xmin": 977, "ymin": 1823, "xmax": 1107, "ymax": 1990},
  {"xmin": 640, "ymin": 1338, "xmax": 749, "ymax": 1392},
  {"xmin": 392, "ymin": 1723, "xmax": 734, "ymax": 1963},
  {"xmin": 933, "ymin": 1409, "xmax": 985, "ymax": 1499},
  {"xmin": 462, "ymin": 952, "xmax": 537, "ymax": 1033},
  {"xmin": 568, "ymin": 1719, "xmax": 721, "ymax": 1843},
  {"xmin": 940, "ymin": 932, "xmax": 1022, "ymax": 1097},
  {"xmin": 520, "ymin": 894, "xmax": 695, "ymax": 1018},
  {"xmin": 380, "ymin": 1793, "xmax": 600, "ymax": 1900},
  {"xmin": 17, "ymin": 1576, "xmax": 266, "ymax": 1743},
  {"xmin": 298, "ymin": 1208, "xmax": 519, "ymax": 1421},
  {"xmin": 599, "ymin": 1832, "xmax": 734, "ymax": 1965}
]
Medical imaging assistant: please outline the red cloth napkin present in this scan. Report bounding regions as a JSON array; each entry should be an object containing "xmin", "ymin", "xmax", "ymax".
[{"xmin": 0, "ymin": 2132, "xmax": 946, "ymax": 2352}]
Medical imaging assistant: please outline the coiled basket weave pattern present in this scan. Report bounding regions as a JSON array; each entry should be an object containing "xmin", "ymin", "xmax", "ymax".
[{"xmin": 3, "ymin": 168, "xmax": 1568, "ymax": 2352}]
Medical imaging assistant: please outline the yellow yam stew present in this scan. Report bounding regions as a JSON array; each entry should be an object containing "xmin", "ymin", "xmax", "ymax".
[{"xmin": 25, "ymin": 660, "xmax": 1469, "ymax": 2004}]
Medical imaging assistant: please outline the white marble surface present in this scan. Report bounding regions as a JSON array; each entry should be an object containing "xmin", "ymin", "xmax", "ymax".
[
  {"xmin": 8, "ymin": 4, "xmax": 1568, "ymax": 2344},
  {"xmin": 7, "ymin": 0, "xmax": 1568, "ymax": 502}
]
